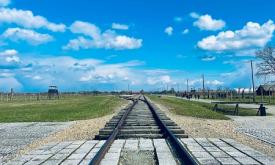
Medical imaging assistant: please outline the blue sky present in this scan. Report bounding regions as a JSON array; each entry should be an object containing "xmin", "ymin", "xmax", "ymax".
[{"xmin": 0, "ymin": 0, "xmax": 275, "ymax": 92}]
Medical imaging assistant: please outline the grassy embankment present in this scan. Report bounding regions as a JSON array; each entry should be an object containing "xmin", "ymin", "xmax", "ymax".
[
  {"xmin": 148, "ymin": 95, "xmax": 260, "ymax": 120},
  {"xmin": 0, "ymin": 95, "xmax": 124, "ymax": 122}
]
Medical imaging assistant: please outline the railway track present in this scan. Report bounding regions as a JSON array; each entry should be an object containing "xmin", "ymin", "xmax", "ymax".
[{"xmin": 90, "ymin": 95, "xmax": 198, "ymax": 165}]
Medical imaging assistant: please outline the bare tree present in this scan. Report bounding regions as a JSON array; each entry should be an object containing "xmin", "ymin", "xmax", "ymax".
[{"xmin": 256, "ymin": 46, "xmax": 275, "ymax": 76}]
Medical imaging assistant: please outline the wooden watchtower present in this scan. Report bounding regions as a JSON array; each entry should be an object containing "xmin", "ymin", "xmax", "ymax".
[{"xmin": 48, "ymin": 86, "xmax": 59, "ymax": 99}]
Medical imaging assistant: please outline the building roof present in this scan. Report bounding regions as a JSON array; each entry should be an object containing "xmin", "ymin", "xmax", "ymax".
[{"xmin": 258, "ymin": 84, "xmax": 275, "ymax": 91}]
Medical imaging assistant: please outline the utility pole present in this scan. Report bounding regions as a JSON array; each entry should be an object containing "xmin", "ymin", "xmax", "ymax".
[
  {"xmin": 202, "ymin": 74, "xmax": 205, "ymax": 98},
  {"xmin": 251, "ymin": 60, "xmax": 256, "ymax": 102},
  {"xmin": 187, "ymin": 79, "xmax": 189, "ymax": 93}
]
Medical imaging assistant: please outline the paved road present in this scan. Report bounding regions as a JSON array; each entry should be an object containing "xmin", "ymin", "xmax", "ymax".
[{"xmin": 0, "ymin": 122, "xmax": 73, "ymax": 164}]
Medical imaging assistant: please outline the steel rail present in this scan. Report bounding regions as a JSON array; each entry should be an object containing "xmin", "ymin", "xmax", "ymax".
[
  {"xmin": 144, "ymin": 96, "xmax": 199, "ymax": 165},
  {"xmin": 88, "ymin": 96, "xmax": 140, "ymax": 165}
]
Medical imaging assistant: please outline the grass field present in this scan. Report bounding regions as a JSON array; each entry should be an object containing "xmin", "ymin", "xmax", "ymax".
[
  {"xmin": 0, "ymin": 95, "xmax": 124, "ymax": 122},
  {"xmin": 148, "ymin": 95, "xmax": 260, "ymax": 120}
]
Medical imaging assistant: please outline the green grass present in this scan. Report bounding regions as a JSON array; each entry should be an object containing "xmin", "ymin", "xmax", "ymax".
[
  {"xmin": 149, "ymin": 95, "xmax": 229, "ymax": 120},
  {"xmin": 197, "ymin": 102, "xmax": 258, "ymax": 116},
  {"xmin": 148, "ymin": 95, "xmax": 260, "ymax": 120},
  {"xmin": 0, "ymin": 95, "xmax": 124, "ymax": 122},
  {"xmin": 208, "ymin": 95, "xmax": 275, "ymax": 104}
]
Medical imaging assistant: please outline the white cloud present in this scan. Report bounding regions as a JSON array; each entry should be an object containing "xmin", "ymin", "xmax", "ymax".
[
  {"xmin": 112, "ymin": 23, "xmax": 129, "ymax": 30},
  {"xmin": 201, "ymin": 55, "xmax": 216, "ymax": 61},
  {"xmin": 164, "ymin": 26, "xmax": 173, "ymax": 36},
  {"xmin": 206, "ymin": 80, "xmax": 223, "ymax": 86},
  {"xmin": 63, "ymin": 36, "xmax": 92, "ymax": 50},
  {"xmin": 0, "ymin": 52, "xmax": 229, "ymax": 91},
  {"xmin": 0, "ymin": 0, "xmax": 10, "ymax": 6},
  {"xmin": 220, "ymin": 62, "xmax": 255, "ymax": 88},
  {"xmin": 1, "ymin": 53, "xmax": 184, "ymax": 91},
  {"xmin": 182, "ymin": 29, "xmax": 189, "ymax": 34},
  {"xmin": 147, "ymin": 75, "xmax": 171, "ymax": 85},
  {"xmin": 69, "ymin": 21, "xmax": 101, "ymax": 39},
  {"xmin": 0, "ymin": 49, "xmax": 17, "ymax": 56},
  {"xmin": 0, "ymin": 72, "xmax": 14, "ymax": 78},
  {"xmin": 198, "ymin": 20, "xmax": 275, "ymax": 51},
  {"xmin": 5, "ymin": 55, "xmax": 20, "ymax": 62},
  {"xmin": 0, "ymin": 77, "xmax": 22, "ymax": 90},
  {"xmin": 188, "ymin": 78, "xmax": 223, "ymax": 87},
  {"xmin": 174, "ymin": 17, "xmax": 182, "ymax": 22},
  {"xmin": 0, "ymin": 8, "xmax": 66, "ymax": 32},
  {"xmin": 189, "ymin": 12, "xmax": 200, "ymax": 19},
  {"xmin": 0, "ymin": 49, "xmax": 20, "ymax": 65},
  {"xmin": 191, "ymin": 13, "xmax": 225, "ymax": 31},
  {"xmin": 188, "ymin": 79, "xmax": 201, "ymax": 86},
  {"xmin": 32, "ymin": 75, "xmax": 42, "ymax": 80},
  {"xmin": 143, "ymin": 69, "xmax": 170, "ymax": 75},
  {"xmin": 160, "ymin": 75, "xmax": 171, "ymax": 83},
  {"xmin": 2, "ymin": 27, "xmax": 53, "ymax": 45},
  {"xmin": 146, "ymin": 78, "xmax": 157, "ymax": 85},
  {"xmin": 80, "ymin": 63, "xmax": 132, "ymax": 82},
  {"xmin": 64, "ymin": 21, "xmax": 142, "ymax": 50},
  {"xmin": 24, "ymin": 56, "xmax": 143, "ymax": 87},
  {"xmin": 0, "ymin": 55, "xmax": 21, "ymax": 68}
]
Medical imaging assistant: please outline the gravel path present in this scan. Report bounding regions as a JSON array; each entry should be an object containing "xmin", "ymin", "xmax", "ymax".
[
  {"xmin": 231, "ymin": 116, "xmax": 275, "ymax": 146},
  {"xmin": 150, "ymin": 99, "xmax": 275, "ymax": 159}
]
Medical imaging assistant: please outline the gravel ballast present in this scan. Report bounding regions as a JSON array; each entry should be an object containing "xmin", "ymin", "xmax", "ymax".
[{"xmin": 151, "ymin": 100, "xmax": 275, "ymax": 159}]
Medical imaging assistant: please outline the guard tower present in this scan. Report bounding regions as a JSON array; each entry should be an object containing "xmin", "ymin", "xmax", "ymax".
[{"xmin": 48, "ymin": 86, "xmax": 59, "ymax": 99}]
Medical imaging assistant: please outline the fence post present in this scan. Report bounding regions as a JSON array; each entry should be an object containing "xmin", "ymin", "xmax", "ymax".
[
  {"xmin": 10, "ymin": 88, "xmax": 14, "ymax": 101},
  {"xmin": 261, "ymin": 88, "xmax": 263, "ymax": 103},
  {"xmin": 213, "ymin": 104, "xmax": 218, "ymax": 111},
  {"xmin": 234, "ymin": 103, "xmax": 239, "ymax": 115}
]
